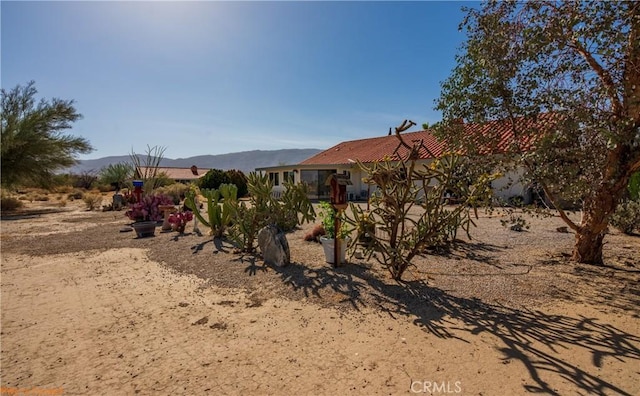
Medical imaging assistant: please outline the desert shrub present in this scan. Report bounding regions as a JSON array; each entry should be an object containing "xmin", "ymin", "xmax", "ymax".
[
  {"xmin": 71, "ymin": 172, "xmax": 98, "ymax": 189},
  {"xmin": 98, "ymin": 162, "xmax": 134, "ymax": 191},
  {"xmin": 157, "ymin": 183, "xmax": 190, "ymax": 205},
  {"xmin": 34, "ymin": 194, "xmax": 50, "ymax": 201},
  {"xmin": 348, "ymin": 120, "xmax": 497, "ymax": 280},
  {"xmin": 227, "ymin": 172, "xmax": 315, "ymax": 252},
  {"xmin": 96, "ymin": 184, "xmax": 113, "ymax": 193},
  {"xmin": 54, "ymin": 184, "xmax": 74, "ymax": 194},
  {"xmin": 68, "ymin": 190, "xmax": 84, "ymax": 200},
  {"xmin": 610, "ymin": 199, "xmax": 640, "ymax": 235},
  {"xmin": 83, "ymin": 193, "xmax": 103, "ymax": 211},
  {"xmin": 1, "ymin": 196, "xmax": 23, "ymax": 211}
]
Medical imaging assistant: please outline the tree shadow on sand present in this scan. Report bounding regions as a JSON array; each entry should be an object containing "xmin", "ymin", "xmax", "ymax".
[{"xmin": 271, "ymin": 260, "xmax": 640, "ymax": 396}]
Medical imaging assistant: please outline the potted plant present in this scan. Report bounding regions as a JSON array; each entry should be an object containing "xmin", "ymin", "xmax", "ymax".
[
  {"xmin": 318, "ymin": 201, "xmax": 351, "ymax": 264},
  {"xmin": 125, "ymin": 193, "xmax": 174, "ymax": 237}
]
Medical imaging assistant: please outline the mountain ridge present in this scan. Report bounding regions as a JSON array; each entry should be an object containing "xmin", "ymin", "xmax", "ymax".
[{"xmin": 67, "ymin": 148, "xmax": 322, "ymax": 174}]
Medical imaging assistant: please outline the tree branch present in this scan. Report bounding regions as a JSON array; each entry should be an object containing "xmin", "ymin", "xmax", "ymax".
[
  {"xmin": 569, "ymin": 38, "xmax": 624, "ymax": 115},
  {"xmin": 539, "ymin": 181, "xmax": 581, "ymax": 232}
]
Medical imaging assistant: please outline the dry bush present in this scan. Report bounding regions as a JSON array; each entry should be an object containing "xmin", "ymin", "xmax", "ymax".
[
  {"xmin": 97, "ymin": 184, "xmax": 113, "ymax": 193},
  {"xmin": 157, "ymin": 183, "xmax": 190, "ymax": 204},
  {"xmin": 83, "ymin": 194, "xmax": 103, "ymax": 211},
  {"xmin": 1, "ymin": 196, "xmax": 23, "ymax": 212},
  {"xmin": 68, "ymin": 190, "xmax": 84, "ymax": 200},
  {"xmin": 303, "ymin": 224, "xmax": 326, "ymax": 242},
  {"xmin": 54, "ymin": 185, "xmax": 74, "ymax": 194}
]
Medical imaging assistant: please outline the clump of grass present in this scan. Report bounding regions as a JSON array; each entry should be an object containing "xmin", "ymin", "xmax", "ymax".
[
  {"xmin": 68, "ymin": 190, "xmax": 84, "ymax": 200},
  {"xmin": 83, "ymin": 194, "xmax": 103, "ymax": 211}
]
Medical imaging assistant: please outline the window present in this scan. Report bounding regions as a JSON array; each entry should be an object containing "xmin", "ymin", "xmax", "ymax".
[
  {"xmin": 269, "ymin": 172, "xmax": 280, "ymax": 186},
  {"xmin": 284, "ymin": 171, "xmax": 295, "ymax": 183}
]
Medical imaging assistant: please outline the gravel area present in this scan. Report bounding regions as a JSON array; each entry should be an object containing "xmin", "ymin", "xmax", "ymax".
[{"xmin": 3, "ymin": 201, "xmax": 638, "ymax": 316}]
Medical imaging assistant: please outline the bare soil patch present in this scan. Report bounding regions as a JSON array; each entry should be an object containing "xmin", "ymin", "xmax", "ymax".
[{"xmin": 1, "ymin": 200, "xmax": 638, "ymax": 395}]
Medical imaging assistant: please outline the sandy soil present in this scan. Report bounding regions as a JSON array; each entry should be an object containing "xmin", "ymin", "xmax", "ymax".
[{"xmin": 1, "ymin": 200, "xmax": 639, "ymax": 395}]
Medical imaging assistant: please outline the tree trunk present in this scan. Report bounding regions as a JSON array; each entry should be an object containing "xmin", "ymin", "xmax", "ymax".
[
  {"xmin": 573, "ymin": 228, "xmax": 605, "ymax": 265},
  {"xmin": 572, "ymin": 159, "xmax": 630, "ymax": 264}
]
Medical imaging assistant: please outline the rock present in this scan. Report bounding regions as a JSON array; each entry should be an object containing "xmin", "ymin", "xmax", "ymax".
[
  {"xmin": 257, "ymin": 225, "xmax": 290, "ymax": 267},
  {"xmin": 192, "ymin": 316, "xmax": 208, "ymax": 326},
  {"xmin": 510, "ymin": 224, "xmax": 523, "ymax": 232}
]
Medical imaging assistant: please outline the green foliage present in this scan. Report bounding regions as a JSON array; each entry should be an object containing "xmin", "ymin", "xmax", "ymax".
[
  {"xmin": 435, "ymin": 1, "xmax": 640, "ymax": 264},
  {"xmin": 349, "ymin": 123, "xmax": 497, "ymax": 280},
  {"xmin": 1, "ymin": 195, "xmax": 23, "ymax": 212},
  {"xmin": 1, "ymin": 81, "xmax": 93, "ymax": 188},
  {"xmin": 628, "ymin": 172, "xmax": 640, "ymax": 201},
  {"xmin": 277, "ymin": 180, "xmax": 316, "ymax": 231},
  {"xmin": 198, "ymin": 168, "xmax": 230, "ymax": 190},
  {"xmin": 225, "ymin": 169, "xmax": 248, "ymax": 198},
  {"xmin": 228, "ymin": 172, "xmax": 315, "ymax": 252},
  {"xmin": 317, "ymin": 201, "xmax": 350, "ymax": 239},
  {"xmin": 185, "ymin": 184, "xmax": 238, "ymax": 238},
  {"xmin": 610, "ymin": 200, "xmax": 640, "ymax": 235},
  {"xmin": 98, "ymin": 162, "xmax": 134, "ymax": 191},
  {"xmin": 130, "ymin": 145, "xmax": 167, "ymax": 194}
]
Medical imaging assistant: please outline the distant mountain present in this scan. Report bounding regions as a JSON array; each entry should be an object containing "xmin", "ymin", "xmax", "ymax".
[{"xmin": 66, "ymin": 149, "xmax": 322, "ymax": 175}]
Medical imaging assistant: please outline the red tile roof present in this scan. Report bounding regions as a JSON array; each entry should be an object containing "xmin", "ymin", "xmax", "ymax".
[
  {"xmin": 300, "ymin": 114, "xmax": 557, "ymax": 166},
  {"xmin": 300, "ymin": 131, "xmax": 446, "ymax": 166}
]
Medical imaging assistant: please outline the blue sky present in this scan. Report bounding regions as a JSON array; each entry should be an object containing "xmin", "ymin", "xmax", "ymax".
[{"xmin": 2, "ymin": 1, "xmax": 475, "ymax": 160}]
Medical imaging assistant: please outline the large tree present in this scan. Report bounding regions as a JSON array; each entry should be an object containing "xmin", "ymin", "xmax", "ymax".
[
  {"xmin": 1, "ymin": 81, "xmax": 93, "ymax": 188},
  {"xmin": 436, "ymin": 1, "xmax": 639, "ymax": 265}
]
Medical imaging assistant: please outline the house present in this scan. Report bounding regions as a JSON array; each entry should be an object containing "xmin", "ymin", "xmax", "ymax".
[
  {"xmin": 256, "ymin": 116, "xmax": 556, "ymax": 203},
  {"xmin": 135, "ymin": 165, "xmax": 211, "ymax": 184}
]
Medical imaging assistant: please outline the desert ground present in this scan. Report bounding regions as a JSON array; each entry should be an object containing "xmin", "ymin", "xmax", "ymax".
[{"xmin": 1, "ymin": 198, "xmax": 639, "ymax": 395}]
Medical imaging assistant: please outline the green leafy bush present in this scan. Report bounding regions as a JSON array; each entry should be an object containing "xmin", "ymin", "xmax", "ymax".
[
  {"xmin": 628, "ymin": 172, "xmax": 640, "ymax": 201},
  {"xmin": 225, "ymin": 169, "xmax": 248, "ymax": 198},
  {"xmin": 610, "ymin": 199, "xmax": 640, "ymax": 235},
  {"xmin": 198, "ymin": 169, "xmax": 230, "ymax": 190},
  {"xmin": 318, "ymin": 201, "xmax": 350, "ymax": 239}
]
